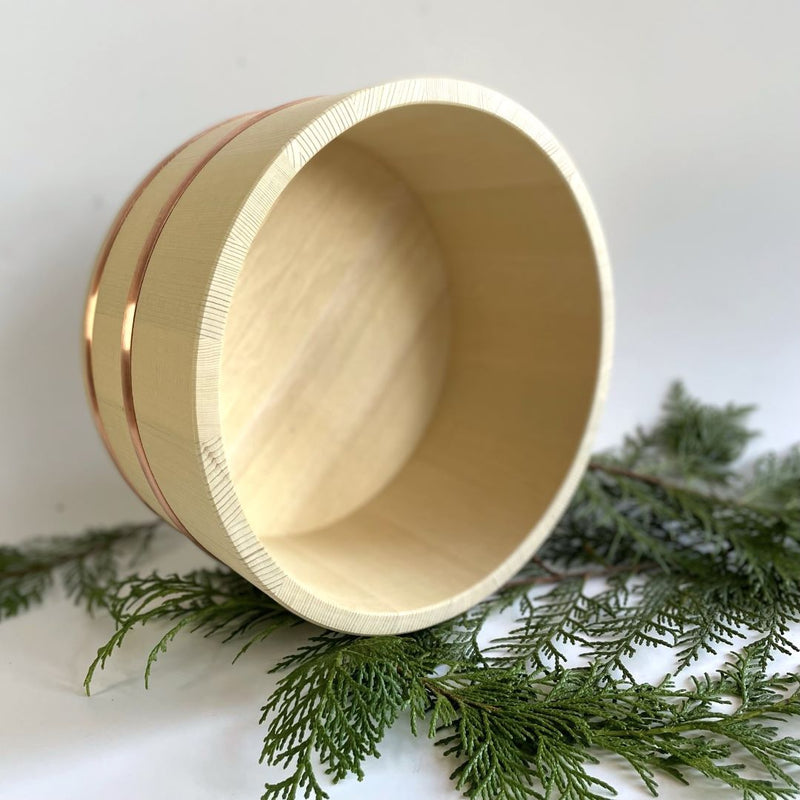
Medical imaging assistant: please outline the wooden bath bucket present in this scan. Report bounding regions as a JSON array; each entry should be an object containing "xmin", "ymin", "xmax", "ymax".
[{"xmin": 83, "ymin": 78, "xmax": 613, "ymax": 634}]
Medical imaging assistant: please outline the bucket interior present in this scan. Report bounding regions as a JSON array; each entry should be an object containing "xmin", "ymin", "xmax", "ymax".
[{"xmin": 220, "ymin": 103, "xmax": 603, "ymax": 615}]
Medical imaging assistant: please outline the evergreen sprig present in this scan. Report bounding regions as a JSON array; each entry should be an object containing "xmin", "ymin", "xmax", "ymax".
[
  {"xmin": 0, "ymin": 520, "xmax": 157, "ymax": 619},
  {"xmin": 615, "ymin": 380, "xmax": 759, "ymax": 486},
  {"xmin": 84, "ymin": 569, "xmax": 300, "ymax": 691},
  {"xmin": 255, "ymin": 635, "xmax": 800, "ymax": 800},
  {"xmin": 3, "ymin": 381, "xmax": 800, "ymax": 800}
]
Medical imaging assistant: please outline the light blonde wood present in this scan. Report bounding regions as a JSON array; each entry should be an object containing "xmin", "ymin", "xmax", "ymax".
[
  {"xmin": 221, "ymin": 139, "xmax": 450, "ymax": 536},
  {"xmin": 84, "ymin": 78, "xmax": 613, "ymax": 634},
  {"xmin": 87, "ymin": 113, "xmax": 260, "ymax": 519}
]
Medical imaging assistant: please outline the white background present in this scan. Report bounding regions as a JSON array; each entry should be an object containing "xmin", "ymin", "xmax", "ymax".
[{"xmin": 1, "ymin": 2, "xmax": 798, "ymax": 798}]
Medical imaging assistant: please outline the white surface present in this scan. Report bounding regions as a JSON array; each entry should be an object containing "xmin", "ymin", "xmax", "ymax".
[{"xmin": 1, "ymin": 1, "xmax": 799, "ymax": 798}]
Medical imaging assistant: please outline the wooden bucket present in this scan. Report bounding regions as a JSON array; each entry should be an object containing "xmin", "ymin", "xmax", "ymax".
[{"xmin": 83, "ymin": 78, "xmax": 613, "ymax": 634}]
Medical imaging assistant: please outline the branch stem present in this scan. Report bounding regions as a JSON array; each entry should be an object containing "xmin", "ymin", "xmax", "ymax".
[
  {"xmin": 587, "ymin": 461, "xmax": 783, "ymax": 518},
  {"xmin": 501, "ymin": 560, "xmax": 659, "ymax": 592},
  {"xmin": 602, "ymin": 694, "xmax": 799, "ymax": 739}
]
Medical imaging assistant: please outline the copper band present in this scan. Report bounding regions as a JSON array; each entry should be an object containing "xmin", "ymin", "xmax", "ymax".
[
  {"xmin": 120, "ymin": 99, "xmax": 313, "ymax": 543},
  {"xmin": 83, "ymin": 113, "xmax": 253, "ymax": 513}
]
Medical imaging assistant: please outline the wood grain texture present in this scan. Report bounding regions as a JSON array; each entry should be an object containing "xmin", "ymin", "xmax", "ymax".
[
  {"xmin": 86, "ymin": 113, "xmax": 258, "ymax": 518},
  {"xmin": 221, "ymin": 138, "xmax": 450, "ymax": 537},
  {"xmin": 84, "ymin": 78, "xmax": 613, "ymax": 634}
]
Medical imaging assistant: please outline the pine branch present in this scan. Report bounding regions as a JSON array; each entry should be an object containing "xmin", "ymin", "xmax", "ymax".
[
  {"xmin": 84, "ymin": 569, "xmax": 300, "ymax": 692},
  {"xmin": 488, "ymin": 577, "xmax": 604, "ymax": 672},
  {"xmin": 425, "ymin": 651, "xmax": 800, "ymax": 800},
  {"xmin": 741, "ymin": 447, "xmax": 800, "ymax": 510},
  {"xmin": 0, "ymin": 521, "xmax": 158, "ymax": 619},
  {"xmin": 494, "ymin": 452, "xmax": 800, "ymax": 679},
  {"xmin": 258, "ymin": 637, "xmax": 800, "ymax": 800},
  {"xmin": 613, "ymin": 380, "xmax": 759, "ymax": 486},
  {"xmin": 259, "ymin": 636, "xmax": 438, "ymax": 800}
]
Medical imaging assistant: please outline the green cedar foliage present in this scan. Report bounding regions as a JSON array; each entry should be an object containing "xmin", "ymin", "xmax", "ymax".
[
  {"xmin": 0, "ymin": 520, "xmax": 157, "ymax": 619},
  {"xmin": 2, "ymin": 381, "xmax": 800, "ymax": 799}
]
